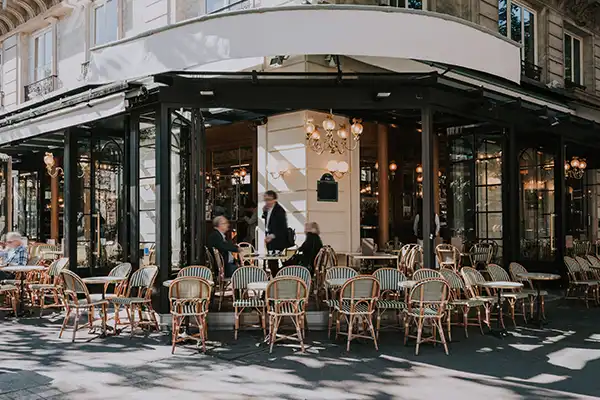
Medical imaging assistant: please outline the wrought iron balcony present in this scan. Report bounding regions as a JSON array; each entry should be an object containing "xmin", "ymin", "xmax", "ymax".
[
  {"xmin": 24, "ymin": 75, "xmax": 57, "ymax": 101},
  {"xmin": 521, "ymin": 60, "xmax": 542, "ymax": 82}
]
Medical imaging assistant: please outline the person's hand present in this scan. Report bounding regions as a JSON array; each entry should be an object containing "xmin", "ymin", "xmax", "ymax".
[{"xmin": 265, "ymin": 236, "xmax": 272, "ymax": 244}]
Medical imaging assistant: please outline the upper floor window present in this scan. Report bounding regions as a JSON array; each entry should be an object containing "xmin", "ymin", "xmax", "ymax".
[
  {"xmin": 498, "ymin": 1, "xmax": 536, "ymax": 66},
  {"xmin": 388, "ymin": 0, "xmax": 424, "ymax": 9},
  {"xmin": 92, "ymin": 0, "xmax": 119, "ymax": 46},
  {"xmin": 29, "ymin": 28, "xmax": 53, "ymax": 83},
  {"xmin": 564, "ymin": 32, "xmax": 583, "ymax": 86}
]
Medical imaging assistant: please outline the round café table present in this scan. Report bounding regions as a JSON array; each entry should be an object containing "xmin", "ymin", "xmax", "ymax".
[
  {"xmin": 247, "ymin": 281, "xmax": 269, "ymax": 294},
  {"xmin": 517, "ymin": 272, "xmax": 561, "ymax": 328},
  {"xmin": 479, "ymin": 281, "xmax": 523, "ymax": 338},
  {"xmin": 1, "ymin": 265, "xmax": 47, "ymax": 316},
  {"xmin": 398, "ymin": 280, "xmax": 417, "ymax": 302}
]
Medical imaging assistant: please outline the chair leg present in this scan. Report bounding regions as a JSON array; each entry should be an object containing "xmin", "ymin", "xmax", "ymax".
[
  {"xmin": 261, "ymin": 308, "xmax": 267, "ymax": 338},
  {"xmin": 447, "ymin": 312, "xmax": 452, "ymax": 343},
  {"xmin": 234, "ymin": 307, "xmax": 239, "ymax": 340},
  {"xmin": 367, "ymin": 316, "xmax": 378, "ymax": 351},
  {"xmin": 463, "ymin": 307, "xmax": 469, "ymax": 338},
  {"xmin": 437, "ymin": 318, "xmax": 449, "ymax": 355},
  {"xmin": 346, "ymin": 314, "xmax": 354, "ymax": 352},
  {"xmin": 327, "ymin": 309, "xmax": 334, "ymax": 338},
  {"xmin": 541, "ymin": 296, "xmax": 546, "ymax": 319},
  {"xmin": 72, "ymin": 309, "xmax": 80, "ymax": 343},
  {"xmin": 415, "ymin": 317, "xmax": 424, "ymax": 356},
  {"xmin": 403, "ymin": 316, "xmax": 410, "ymax": 346},
  {"xmin": 129, "ymin": 306, "xmax": 136, "ymax": 338},
  {"xmin": 376, "ymin": 311, "xmax": 382, "ymax": 339},
  {"xmin": 218, "ymin": 283, "xmax": 224, "ymax": 311},
  {"xmin": 59, "ymin": 307, "xmax": 71, "ymax": 338},
  {"xmin": 171, "ymin": 316, "xmax": 179, "ymax": 354},
  {"xmin": 101, "ymin": 304, "xmax": 107, "ymax": 335},
  {"xmin": 294, "ymin": 315, "xmax": 305, "ymax": 353}
]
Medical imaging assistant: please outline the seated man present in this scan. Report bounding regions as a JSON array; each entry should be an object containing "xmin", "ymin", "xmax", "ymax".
[
  {"xmin": 207, "ymin": 216, "xmax": 239, "ymax": 278},
  {"xmin": 0, "ymin": 232, "xmax": 28, "ymax": 266}
]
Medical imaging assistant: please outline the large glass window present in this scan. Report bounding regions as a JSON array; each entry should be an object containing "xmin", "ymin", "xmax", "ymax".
[
  {"xmin": 15, "ymin": 172, "xmax": 39, "ymax": 240},
  {"xmin": 388, "ymin": 0, "xmax": 424, "ymax": 9},
  {"xmin": 498, "ymin": 1, "xmax": 536, "ymax": 65},
  {"xmin": 564, "ymin": 32, "xmax": 583, "ymax": 86},
  {"xmin": 448, "ymin": 136, "xmax": 475, "ymax": 247},
  {"xmin": 93, "ymin": 0, "xmax": 119, "ymax": 46},
  {"xmin": 139, "ymin": 112, "xmax": 156, "ymax": 264},
  {"xmin": 519, "ymin": 149, "xmax": 555, "ymax": 261},
  {"xmin": 29, "ymin": 28, "xmax": 53, "ymax": 83}
]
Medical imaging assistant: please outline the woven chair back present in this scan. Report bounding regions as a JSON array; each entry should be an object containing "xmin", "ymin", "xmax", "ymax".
[
  {"xmin": 564, "ymin": 256, "xmax": 582, "ymax": 280},
  {"xmin": 509, "ymin": 262, "xmax": 533, "ymax": 289},
  {"xmin": 325, "ymin": 266, "xmax": 358, "ymax": 282},
  {"xmin": 440, "ymin": 268, "xmax": 464, "ymax": 290},
  {"xmin": 461, "ymin": 266, "xmax": 487, "ymax": 297},
  {"xmin": 409, "ymin": 278, "xmax": 450, "ymax": 316},
  {"xmin": 231, "ymin": 266, "xmax": 268, "ymax": 291},
  {"xmin": 586, "ymin": 255, "xmax": 600, "ymax": 270},
  {"xmin": 373, "ymin": 267, "xmax": 406, "ymax": 292},
  {"xmin": 339, "ymin": 276, "xmax": 380, "ymax": 313},
  {"xmin": 277, "ymin": 265, "xmax": 312, "ymax": 292},
  {"xmin": 413, "ymin": 268, "xmax": 443, "ymax": 281},
  {"xmin": 48, "ymin": 257, "xmax": 70, "ymax": 277},
  {"xmin": 436, "ymin": 244, "xmax": 460, "ymax": 269},
  {"xmin": 169, "ymin": 277, "xmax": 212, "ymax": 300},
  {"xmin": 469, "ymin": 243, "xmax": 493, "ymax": 265},
  {"xmin": 575, "ymin": 256, "xmax": 593, "ymax": 273},
  {"xmin": 108, "ymin": 262, "xmax": 132, "ymax": 279},
  {"xmin": 406, "ymin": 245, "xmax": 423, "ymax": 274},
  {"xmin": 178, "ymin": 265, "xmax": 213, "ymax": 282},
  {"xmin": 212, "ymin": 247, "xmax": 226, "ymax": 281},
  {"xmin": 60, "ymin": 270, "xmax": 91, "ymax": 304},
  {"xmin": 267, "ymin": 276, "xmax": 307, "ymax": 301},
  {"xmin": 486, "ymin": 264, "xmax": 511, "ymax": 282},
  {"xmin": 129, "ymin": 265, "xmax": 158, "ymax": 288}
]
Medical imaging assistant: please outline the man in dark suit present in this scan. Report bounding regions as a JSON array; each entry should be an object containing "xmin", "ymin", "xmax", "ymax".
[
  {"xmin": 262, "ymin": 190, "xmax": 289, "ymax": 275},
  {"xmin": 207, "ymin": 216, "xmax": 239, "ymax": 278}
]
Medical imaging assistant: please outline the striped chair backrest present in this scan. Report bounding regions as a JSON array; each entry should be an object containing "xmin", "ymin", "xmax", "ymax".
[
  {"xmin": 436, "ymin": 244, "xmax": 460, "ymax": 270},
  {"xmin": 212, "ymin": 247, "xmax": 226, "ymax": 280},
  {"xmin": 267, "ymin": 277, "xmax": 307, "ymax": 302},
  {"xmin": 109, "ymin": 262, "xmax": 132, "ymax": 279},
  {"xmin": 440, "ymin": 268, "xmax": 465, "ymax": 290},
  {"xmin": 486, "ymin": 264, "xmax": 511, "ymax": 282},
  {"xmin": 564, "ymin": 256, "xmax": 581, "ymax": 280},
  {"xmin": 325, "ymin": 266, "xmax": 358, "ymax": 282},
  {"xmin": 60, "ymin": 270, "xmax": 90, "ymax": 299},
  {"xmin": 469, "ymin": 243, "xmax": 492, "ymax": 264},
  {"xmin": 399, "ymin": 244, "xmax": 417, "ymax": 266},
  {"xmin": 340, "ymin": 276, "xmax": 380, "ymax": 309},
  {"xmin": 586, "ymin": 255, "xmax": 600, "ymax": 270},
  {"xmin": 409, "ymin": 278, "xmax": 449, "ymax": 313},
  {"xmin": 130, "ymin": 265, "xmax": 158, "ymax": 288},
  {"xmin": 373, "ymin": 267, "xmax": 406, "ymax": 292},
  {"xmin": 168, "ymin": 277, "xmax": 212, "ymax": 301},
  {"xmin": 231, "ymin": 266, "xmax": 268, "ymax": 291},
  {"xmin": 277, "ymin": 266, "xmax": 311, "ymax": 292},
  {"xmin": 573, "ymin": 240, "xmax": 590, "ymax": 256},
  {"xmin": 412, "ymin": 268, "xmax": 442, "ymax": 281},
  {"xmin": 509, "ymin": 262, "xmax": 533, "ymax": 289},
  {"xmin": 406, "ymin": 245, "xmax": 423, "ymax": 274},
  {"xmin": 48, "ymin": 257, "xmax": 70, "ymax": 277},
  {"xmin": 461, "ymin": 266, "xmax": 486, "ymax": 297},
  {"xmin": 575, "ymin": 256, "xmax": 593, "ymax": 273},
  {"xmin": 177, "ymin": 265, "xmax": 213, "ymax": 282}
]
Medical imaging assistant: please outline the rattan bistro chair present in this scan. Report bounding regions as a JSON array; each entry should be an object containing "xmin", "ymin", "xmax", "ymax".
[
  {"xmin": 178, "ymin": 265, "xmax": 213, "ymax": 282},
  {"xmin": 231, "ymin": 266, "xmax": 268, "ymax": 340},
  {"xmin": 436, "ymin": 244, "xmax": 461, "ymax": 271},
  {"xmin": 334, "ymin": 276, "xmax": 380, "ymax": 352},
  {"xmin": 30, "ymin": 257, "xmax": 69, "ymax": 317},
  {"xmin": 266, "ymin": 277, "xmax": 308, "ymax": 353},
  {"xmin": 372, "ymin": 268, "xmax": 407, "ymax": 337},
  {"xmin": 412, "ymin": 268, "xmax": 443, "ymax": 281},
  {"xmin": 469, "ymin": 243, "xmax": 493, "ymax": 269},
  {"xmin": 169, "ymin": 277, "xmax": 212, "ymax": 354},
  {"xmin": 213, "ymin": 248, "xmax": 233, "ymax": 311},
  {"xmin": 59, "ymin": 270, "xmax": 108, "ymax": 342},
  {"xmin": 323, "ymin": 266, "xmax": 358, "ymax": 337},
  {"xmin": 404, "ymin": 278, "xmax": 451, "ymax": 355},
  {"xmin": 486, "ymin": 264, "xmax": 529, "ymax": 327},
  {"xmin": 105, "ymin": 262, "xmax": 132, "ymax": 298},
  {"xmin": 111, "ymin": 266, "xmax": 159, "ymax": 337},
  {"xmin": 564, "ymin": 256, "xmax": 598, "ymax": 308},
  {"xmin": 461, "ymin": 267, "xmax": 498, "ymax": 328},
  {"xmin": 440, "ymin": 268, "xmax": 485, "ymax": 340},
  {"xmin": 277, "ymin": 266, "xmax": 312, "ymax": 333},
  {"xmin": 509, "ymin": 262, "xmax": 547, "ymax": 318},
  {"xmin": 0, "ymin": 283, "xmax": 18, "ymax": 315}
]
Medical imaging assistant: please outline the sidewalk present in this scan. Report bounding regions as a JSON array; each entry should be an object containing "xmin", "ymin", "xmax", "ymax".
[{"xmin": 1, "ymin": 300, "xmax": 599, "ymax": 399}]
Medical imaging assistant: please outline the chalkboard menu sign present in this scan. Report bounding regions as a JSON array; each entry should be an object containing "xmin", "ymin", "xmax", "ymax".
[{"xmin": 317, "ymin": 173, "xmax": 338, "ymax": 202}]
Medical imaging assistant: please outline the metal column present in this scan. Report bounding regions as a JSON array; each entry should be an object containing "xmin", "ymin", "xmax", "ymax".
[
  {"xmin": 128, "ymin": 113, "xmax": 140, "ymax": 269},
  {"xmin": 555, "ymin": 137, "xmax": 566, "ymax": 269},
  {"xmin": 506, "ymin": 126, "xmax": 519, "ymax": 263},
  {"xmin": 63, "ymin": 129, "xmax": 78, "ymax": 267},
  {"xmin": 190, "ymin": 108, "xmax": 206, "ymax": 264},
  {"xmin": 421, "ymin": 107, "xmax": 435, "ymax": 268},
  {"xmin": 156, "ymin": 106, "xmax": 172, "ymax": 313}
]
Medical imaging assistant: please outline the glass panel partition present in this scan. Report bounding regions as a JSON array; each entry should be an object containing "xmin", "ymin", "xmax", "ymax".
[{"xmin": 139, "ymin": 111, "xmax": 157, "ymax": 265}]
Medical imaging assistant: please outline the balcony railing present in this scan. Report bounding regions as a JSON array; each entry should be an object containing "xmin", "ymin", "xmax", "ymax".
[
  {"xmin": 208, "ymin": 0, "xmax": 256, "ymax": 14},
  {"xmin": 25, "ymin": 75, "xmax": 57, "ymax": 101},
  {"xmin": 521, "ymin": 60, "xmax": 542, "ymax": 82}
]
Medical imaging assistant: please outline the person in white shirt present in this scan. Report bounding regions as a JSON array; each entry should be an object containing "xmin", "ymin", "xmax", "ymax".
[{"xmin": 413, "ymin": 200, "xmax": 440, "ymax": 247}]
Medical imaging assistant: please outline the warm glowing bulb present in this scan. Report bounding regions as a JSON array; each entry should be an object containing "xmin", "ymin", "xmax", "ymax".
[
  {"xmin": 389, "ymin": 161, "xmax": 398, "ymax": 172},
  {"xmin": 351, "ymin": 120, "xmax": 363, "ymax": 135},
  {"xmin": 305, "ymin": 120, "xmax": 315, "ymax": 134},
  {"xmin": 417, "ymin": 175, "xmax": 423, "ymax": 183},
  {"xmin": 310, "ymin": 130, "xmax": 321, "ymax": 140},
  {"xmin": 323, "ymin": 116, "xmax": 336, "ymax": 131},
  {"xmin": 44, "ymin": 153, "xmax": 55, "ymax": 167},
  {"xmin": 564, "ymin": 163, "xmax": 570, "ymax": 171},
  {"xmin": 327, "ymin": 160, "xmax": 339, "ymax": 172},
  {"xmin": 416, "ymin": 165, "xmax": 423, "ymax": 174},
  {"xmin": 337, "ymin": 127, "xmax": 349, "ymax": 139},
  {"xmin": 338, "ymin": 161, "xmax": 349, "ymax": 173},
  {"xmin": 571, "ymin": 158, "xmax": 580, "ymax": 168},
  {"xmin": 240, "ymin": 168, "xmax": 247, "ymax": 177},
  {"xmin": 580, "ymin": 160, "xmax": 587, "ymax": 169}
]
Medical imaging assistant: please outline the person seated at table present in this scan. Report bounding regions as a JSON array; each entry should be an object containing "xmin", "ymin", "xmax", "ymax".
[
  {"xmin": 208, "ymin": 216, "xmax": 240, "ymax": 278},
  {"xmin": 0, "ymin": 232, "xmax": 28, "ymax": 266},
  {"xmin": 283, "ymin": 222, "xmax": 323, "ymax": 272}
]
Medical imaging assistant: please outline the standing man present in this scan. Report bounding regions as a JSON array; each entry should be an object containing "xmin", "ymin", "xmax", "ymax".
[
  {"xmin": 263, "ymin": 190, "xmax": 289, "ymax": 275},
  {"xmin": 207, "ymin": 216, "xmax": 240, "ymax": 278}
]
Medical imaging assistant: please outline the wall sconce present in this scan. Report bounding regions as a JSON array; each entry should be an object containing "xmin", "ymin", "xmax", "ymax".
[
  {"xmin": 327, "ymin": 160, "xmax": 349, "ymax": 179},
  {"xmin": 44, "ymin": 152, "xmax": 63, "ymax": 178},
  {"xmin": 269, "ymin": 161, "xmax": 290, "ymax": 179},
  {"xmin": 389, "ymin": 161, "xmax": 398, "ymax": 179}
]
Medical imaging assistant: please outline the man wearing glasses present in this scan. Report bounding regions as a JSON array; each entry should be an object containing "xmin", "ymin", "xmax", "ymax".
[{"xmin": 0, "ymin": 232, "xmax": 28, "ymax": 266}]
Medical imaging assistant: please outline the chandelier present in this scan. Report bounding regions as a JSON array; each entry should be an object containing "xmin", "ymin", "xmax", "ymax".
[
  {"xmin": 565, "ymin": 156, "xmax": 587, "ymax": 179},
  {"xmin": 305, "ymin": 113, "xmax": 363, "ymax": 155}
]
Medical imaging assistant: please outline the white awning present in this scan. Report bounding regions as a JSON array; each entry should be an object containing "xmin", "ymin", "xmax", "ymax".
[
  {"xmin": 88, "ymin": 6, "xmax": 521, "ymax": 84},
  {"xmin": 0, "ymin": 92, "xmax": 126, "ymax": 143}
]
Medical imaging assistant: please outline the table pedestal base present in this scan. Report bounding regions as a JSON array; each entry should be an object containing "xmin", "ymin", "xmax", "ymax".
[{"xmin": 488, "ymin": 328, "xmax": 509, "ymax": 338}]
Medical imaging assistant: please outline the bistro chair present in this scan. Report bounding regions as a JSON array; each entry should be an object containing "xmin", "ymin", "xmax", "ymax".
[
  {"xmin": 440, "ymin": 268, "xmax": 485, "ymax": 340},
  {"xmin": 486, "ymin": 264, "xmax": 528, "ymax": 326},
  {"xmin": 399, "ymin": 244, "xmax": 417, "ymax": 270},
  {"xmin": 169, "ymin": 277, "xmax": 212, "ymax": 354},
  {"xmin": 238, "ymin": 242, "xmax": 256, "ymax": 266},
  {"xmin": 573, "ymin": 240, "xmax": 591, "ymax": 257},
  {"xmin": 231, "ymin": 266, "xmax": 268, "ymax": 340},
  {"xmin": 412, "ymin": 268, "xmax": 443, "ymax": 281},
  {"xmin": 0, "ymin": 283, "xmax": 18, "ymax": 315},
  {"xmin": 30, "ymin": 257, "xmax": 69, "ymax": 317},
  {"xmin": 105, "ymin": 262, "xmax": 132, "ymax": 298},
  {"xmin": 111, "ymin": 266, "xmax": 160, "ymax": 337},
  {"xmin": 212, "ymin": 248, "xmax": 232, "ymax": 311},
  {"xmin": 266, "ymin": 277, "xmax": 308, "ymax": 353},
  {"xmin": 563, "ymin": 256, "xmax": 596, "ymax": 307},
  {"xmin": 323, "ymin": 266, "xmax": 358, "ymax": 336},
  {"xmin": 575, "ymin": 256, "xmax": 600, "ymax": 281},
  {"xmin": 59, "ymin": 270, "xmax": 108, "ymax": 342},
  {"xmin": 277, "ymin": 265, "xmax": 312, "ymax": 333},
  {"xmin": 313, "ymin": 246, "xmax": 338, "ymax": 305},
  {"xmin": 178, "ymin": 265, "xmax": 213, "ymax": 282},
  {"xmin": 335, "ymin": 276, "xmax": 380, "ymax": 352},
  {"xmin": 404, "ymin": 277, "xmax": 450, "ymax": 355},
  {"xmin": 509, "ymin": 262, "xmax": 547, "ymax": 318},
  {"xmin": 372, "ymin": 268, "xmax": 406, "ymax": 337},
  {"xmin": 461, "ymin": 267, "xmax": 499, "ymax": 329},
  {"xmin": 436, "ymin": 244, "xmax": 461, "ymax": 271},
  {"xmin": 468, "ymin": 243, "xmax": 493, "ymax": 269},
  {"xmin": 405, "ymin": 245, "xmax": 423, "ymax": 276}
]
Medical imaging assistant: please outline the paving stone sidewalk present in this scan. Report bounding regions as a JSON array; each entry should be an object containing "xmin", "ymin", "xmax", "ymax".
[{"xmin": 1, "ymin": 300, "xmax": 600, "ymax": 399}]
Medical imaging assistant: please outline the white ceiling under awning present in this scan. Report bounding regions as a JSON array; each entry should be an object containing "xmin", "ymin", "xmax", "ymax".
[{"xmin": 88, "ymin": 6, "xmax": 521, "ymax": 84}]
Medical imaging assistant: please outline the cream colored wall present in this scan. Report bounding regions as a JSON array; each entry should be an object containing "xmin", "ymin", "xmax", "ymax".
[{"xmin": 257, "ymin": 110, "xmax": 360, "ymax": 254}]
